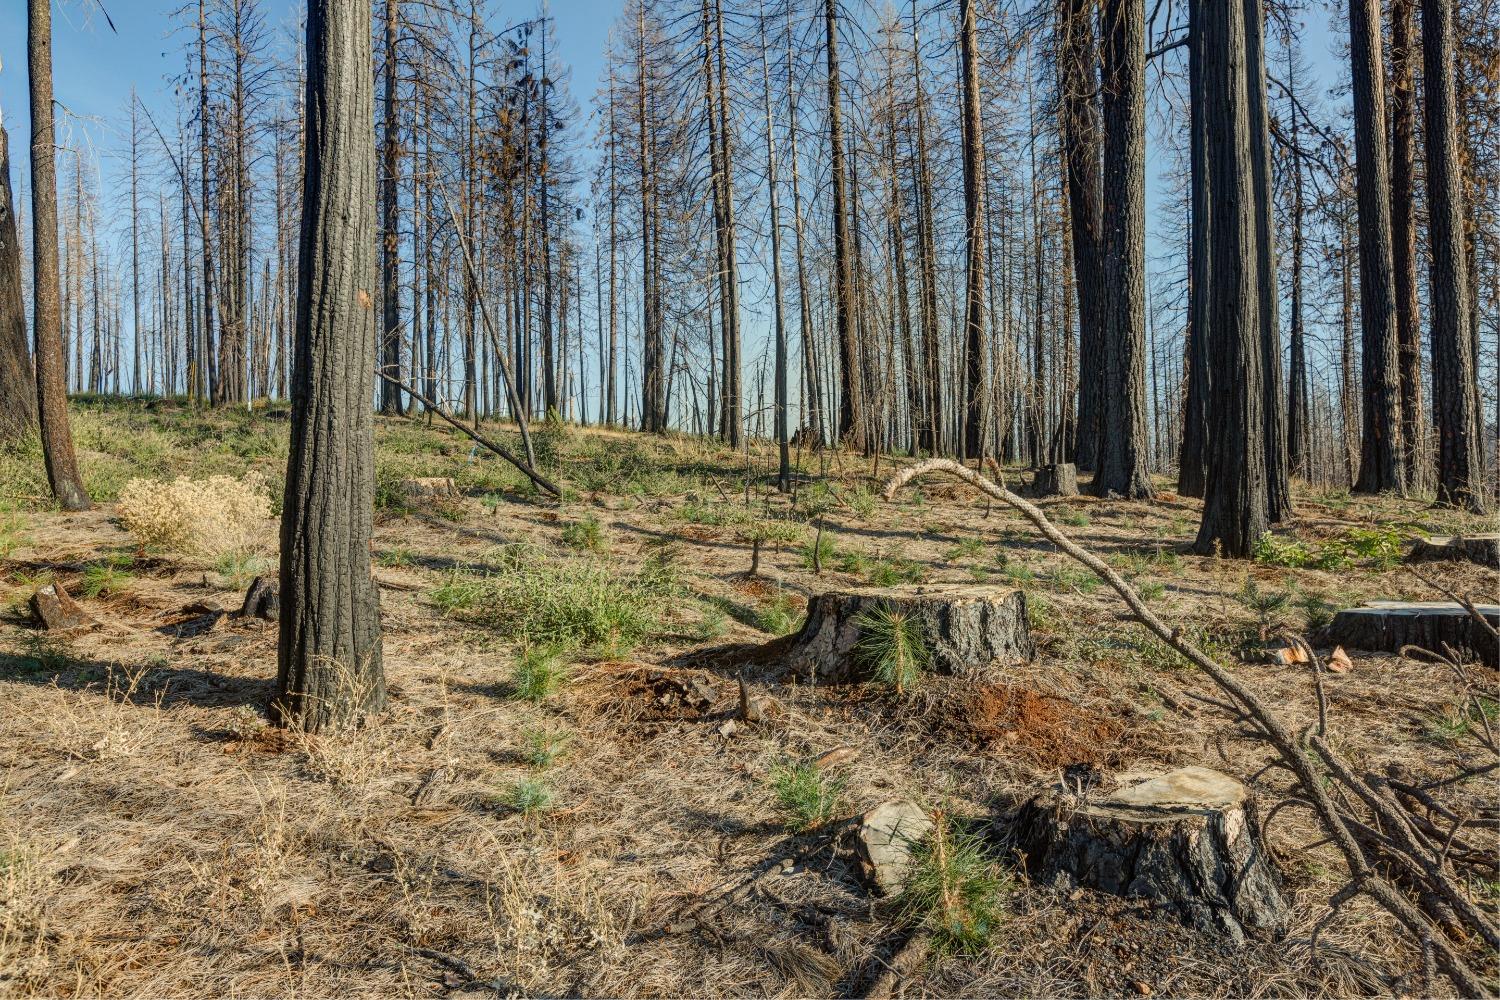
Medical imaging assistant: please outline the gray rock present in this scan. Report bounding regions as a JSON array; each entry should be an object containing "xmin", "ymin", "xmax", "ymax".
[{"xmin": 853, "ymin": 800, "xmax": 933, "ymax": 896}]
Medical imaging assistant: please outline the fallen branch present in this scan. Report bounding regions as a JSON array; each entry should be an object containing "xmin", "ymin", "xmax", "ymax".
[
  {"xmin": 881, "ymin": 458, "xmax": 1490, "ymax": 995},
  {"xmin": 375, "ymin": 371, "xmax": 560, "ymax": 498}
]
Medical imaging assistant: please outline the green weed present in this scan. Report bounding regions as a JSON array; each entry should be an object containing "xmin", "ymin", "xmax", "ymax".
[{"xmin": 770, "ymin": 760, "xmax": 845, "ymax": 832}]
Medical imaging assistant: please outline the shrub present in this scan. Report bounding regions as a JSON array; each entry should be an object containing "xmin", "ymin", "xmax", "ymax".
[
  {"xmin": 770, "ymin": 760, "xmax": 845, "ymax": 832},
  {"xmin": 855, "ymin": 604, "xmax": 930, "ymax": 693},
  {"xmin": 116, "ymin": 473, "xmax": 272, "ymax": 560}
]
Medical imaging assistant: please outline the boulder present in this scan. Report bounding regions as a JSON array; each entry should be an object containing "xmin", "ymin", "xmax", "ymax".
[
  {"xmin": 1014, "ymin": 766, "xmax": 1289, "ymax": 944},
  {"xmin": 851, "ymin": 800, "xmax": 934, "ymax": 896},
  {"xmin": 28, "ymin": 583, "xmax": 92, "ymax": 631},
  {"xmin": 779, "ymin": 585, "xmax": 1033, "ymax": 684}
]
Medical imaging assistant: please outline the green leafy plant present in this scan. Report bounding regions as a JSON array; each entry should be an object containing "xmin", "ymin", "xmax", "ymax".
[
  {"xmin": 899, "ymin": 816, "xmax": 1011, "ymax": 956},
  {"xmin": 854, "ymin": 604, "xmax": 930, "ymax": 693},
  {"xmin": 770, "ymin": 760, "xmax": 845, "ymax": 832}
]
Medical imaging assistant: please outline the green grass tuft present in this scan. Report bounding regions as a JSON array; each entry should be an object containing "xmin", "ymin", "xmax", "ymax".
[
  {"xmin": 770, "ymin": 760, "xmax": 845, "ymax": 832},
  {"xmin": 512, "ymin": 646, "xmax": 570, "ymax": 703}
]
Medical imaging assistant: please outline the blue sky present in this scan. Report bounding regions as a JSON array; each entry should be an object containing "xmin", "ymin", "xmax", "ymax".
[{"xmin": 0, "ymin": 1, "xmax": 615, "ymax": 171}]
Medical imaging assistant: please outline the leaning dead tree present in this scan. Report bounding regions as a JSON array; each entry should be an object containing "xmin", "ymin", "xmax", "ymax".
[{"xmin": 882, "ymin": 457, "xmax": 1495, "ymax": 996}]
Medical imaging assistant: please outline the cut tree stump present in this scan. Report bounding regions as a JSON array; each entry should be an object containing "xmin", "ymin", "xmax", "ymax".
[
  {"xmin": 1327, "ymin": 601, "xmax": 1498, "ymax": 663},
  {"xmin": 400, "ymin": 477, "xmax": 456, "ymax": 498},
  {"xmin": 1014, "ymin": 766, "xmax": 1289, "ymax": 944},
  {"xmin": 1407, "ymin": 534, "xmax": 1500, "ymax": 570},
  {"xmin": 778, "ymin": 585, "xmax": 1033, "ymax": 683},
  {"xmin": 1030, "ymin": 462, "xmax": 1078, "ymax": 498},
  {"xmin": 28, "ymin": 583, "xmax": 93, "ymax": 631}
]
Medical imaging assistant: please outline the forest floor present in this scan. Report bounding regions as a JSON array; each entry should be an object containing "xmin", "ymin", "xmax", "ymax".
[{"xmin": 0, "ymin": 397, "xmax": 1495, "ymax": 999}]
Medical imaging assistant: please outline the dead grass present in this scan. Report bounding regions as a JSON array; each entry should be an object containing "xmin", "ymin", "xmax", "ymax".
[{"xmin": 0, "ymin": 399, "xmax": 1493, "ymax": 997}]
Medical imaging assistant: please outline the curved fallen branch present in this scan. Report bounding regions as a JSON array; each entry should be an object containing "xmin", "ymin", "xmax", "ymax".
[{"xmin": 882, "ymin": 458, "xmax": 1491, "ymax": 995}]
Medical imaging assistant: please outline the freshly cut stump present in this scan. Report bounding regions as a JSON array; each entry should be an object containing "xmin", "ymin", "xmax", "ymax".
[
  {"xmin": 1407, "ymin": 534, "xmax": 1500, "ymax": 570},
  {"xmin": 1328, "ymin": 601, "xmax": 1498, "ymax": 663},
  {"xmin": 780, "ymin": 585, "xmax": 1032, "ymax": 683},
  {"xmin": 1030, "ymin": 462, "xmax": 1078, "ymax": 497},
  {"xmin": 1015, "ymin": 766, "xmax": 1288, "ymax": 944}
]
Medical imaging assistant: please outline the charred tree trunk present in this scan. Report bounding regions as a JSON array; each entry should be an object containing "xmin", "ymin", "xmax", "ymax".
[
  {"xmin": 378, "ymin": 0, "xmax": 403, "ymax": 415},
  {"xmin": 959, "ymin": 0, "xmax": 987, "ymax": 461},
  {"xmin": 1244, "ymin": 0, "xmax": 1289, "ymax": 522},
  {"xmin": 1421, "ymin": 0, "xmax": 1486, "ymax": 513},
  {"xmin": 1059, "ymin": 0, "xmax": 1104, "ymax": 474},
  {"xmin": 26, "ymin": 0, "xmax": 90, "ymax": 511},
  {"xmin": 1349, "ymin": 0, "xmax": 1406, "ymax": 494},
  {"xmin": 1093, "ymin": 0, "xmax": 1152, "ymax": 499},
  {"xmin": 273, "ymin": 0, "xmax": 385, "ymax": 732},
  {"xmin": 1286, "ymin": 52, "xmax": 1309, "ymax": 477},
  {"xmin": 1178, "ymin": 16, "xmax": 1210, "ymax": 499},
  {"xmin": 825, "ymin": 0, "xmax": 864, "ymax": 451},
  {"xmin": 0, "ymin": 123, "xmax": 38, "ymax": 444},
  {"xmin": 1192, "ymin": 0, "xmax": 1267, "ymax": 557},
  {"xmin": 1389, "ymin": 0, "xmax": 1423, "ymax": 479}
]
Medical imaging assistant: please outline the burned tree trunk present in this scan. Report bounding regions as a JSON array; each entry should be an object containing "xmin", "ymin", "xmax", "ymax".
[
  {"xmin": 780, "ymin": 585, "xmax": 1033, "ymax": 684},
  {"xmin": 0, "ymin": 123, "xmax": 37, "ymax": 445},
  {"xmin": 273, "ymin": 0, "xmax": 385, "ymax": 733},
  {"xmin": 1014, "ymin": 766, "xmax": 1289, "ymax": 944},
  {"xmin": 1031, "ymin": 463, "xmax": 1079, "ymax": 497},
  {"xmin": 26, "ymin": 0, "xmax": 90, "ymax": 511}
]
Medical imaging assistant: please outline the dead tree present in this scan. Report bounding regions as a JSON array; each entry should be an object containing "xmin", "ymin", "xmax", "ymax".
[
  {"xmin": 0, "ymin": 118, "xmax": 37, "ymax": 444},
  {"xmin": 26, "ymin": 0, "xmax": 90, "ymax": 511},
  {"xmin": 273, "ymin": 0, "xmax": 385, "ymax": 732}
]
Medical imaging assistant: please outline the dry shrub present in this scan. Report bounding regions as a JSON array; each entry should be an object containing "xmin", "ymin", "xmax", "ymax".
[{"xmin": 116, "ymin": 473, "xmax": 273, "ymax": 560}]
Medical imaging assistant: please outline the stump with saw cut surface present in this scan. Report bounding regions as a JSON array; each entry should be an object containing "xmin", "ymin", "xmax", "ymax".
[
  {"xmin": 778, "ymin": 585, "xmax": 1033, "ymax": 684},
  {"xmin": 1407, "ymin": 534, "xmax": 1500, "ymax": 570},
  {"xmin": 1030, "ymin": 462, "xmax": 1079, "ymax": 498},
  {"xmin": 1327, "ymin": 600, "xmax": 1498, "ymax": 663},
  {"xmin": 1014, "ymin": 766, "xmax": 1289, "ymax": 944}
]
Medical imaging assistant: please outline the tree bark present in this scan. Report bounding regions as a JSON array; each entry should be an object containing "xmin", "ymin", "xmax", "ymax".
[
  {"xmin": 1093, "ymin": 0, "xmax": 1153, "ymax": 499},
  {"xmin": 1420, "ymin": 0, "xmax": 1486, "ymax": 513},
  {"xmin": 1058, "ymin": 0, "xmax": 1104, "ymax": 474},
  {"xmin": 1192, "ymin": 0, "xmax": 1266, "ymax": 557},
  {"xmin": 959, "ymin": 0, "xmax": 987, "ymax": 462},
  {"xmin": 1389, "ymin": 0, "xmax": 1423, "ymax": 479},
  {"xmin": 1348, "ymin": 0, "xmax": 1406, "ymax": 493},
  {"xmin": 273, "ymin": 0, "xmax": 385, "ymax": 732},
  {"xmin": 378, "ymin": 0, "xmax": 403, "ymax": 415},
  {"xmin": 26, "ymin": 0, "xmax": 90, "ymax": 511},
  {"xmin": 825, "ymin": 0, "xmax": 864, "ymax": 451},
  {"xmin": 0, "ymin": 123, "xmax": 38, "ymax": 444}
]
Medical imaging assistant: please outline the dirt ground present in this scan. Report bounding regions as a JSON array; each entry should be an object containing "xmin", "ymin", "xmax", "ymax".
[{"xmin": 0, "ymin": 399, "xmax": 1495, "ymax": 998}]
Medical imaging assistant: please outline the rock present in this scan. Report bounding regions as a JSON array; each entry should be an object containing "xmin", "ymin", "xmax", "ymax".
[
  {"xmin": 777, "ymin": 585, "xmax": 1033, "ymax": 684},
  {"xmin": 1327, "ymin": 600, "xmax": 1498, "ymax": 664},
  {"xmin": 851, "ymin": 800, "xmax": 934, "ymax": 896},
  {"xmin": 1407, "ymin": 534, "xmax": 1500, "ymax": 570},
  {"xmin": 29, "ymin": 583, "xmax": 92, "ymax": 631},
  {"xmin": 1326, "ymin": 646, "xmax": 1353, "ymax": 674},
  {"xmin": 1014, "ymin": 766, "xmax": 1289, "ymax": 944},
  {"xmin": 239, "ymin": 575, "xmax": 280, "ymax": 621},
  {"xmin": 1030, "ymin": 463, "xmax": 1079, "ymax": 498},
  {"xmin": 401, "ymin": 477, "xmax": 456, "ymax": 498}
]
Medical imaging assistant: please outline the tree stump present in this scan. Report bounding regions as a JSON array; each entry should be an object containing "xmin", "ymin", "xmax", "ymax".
[
  {"xmin": 779, "ymin": 585, "xmax": 1033, "ymax": 683},
  {"xmin": 1030, "ymin": 463, "xmax": 1079, "ymax": 497},
  {"xmin": 1014, "ymin": 766, "xmax": 1289, "ymax": 944},
  {"xmin": 239, "ymin": 575, "xmax": 280, "ymax": 622},
  {"xmin": 28, "ymin": 582, "xmax": 93, "ymax": 631},
  {"xmin": 1407, "ymin": 534, "xmax": 1500, "ymax": 570},
  {"xmin": 1327, "ymin": 601, "xmax": 1498, "ymax": 663}
]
